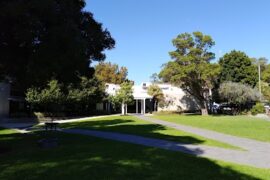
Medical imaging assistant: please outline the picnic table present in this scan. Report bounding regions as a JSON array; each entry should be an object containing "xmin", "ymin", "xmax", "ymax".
[{"xmin": 45, "ymin": 122, "xmax": 59, "ymax": 131}]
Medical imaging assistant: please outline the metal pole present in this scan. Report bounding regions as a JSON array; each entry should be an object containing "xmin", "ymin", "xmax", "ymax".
[{"xmin": 258, "ymin": 62, "xmax": 262, "ymax": 101}]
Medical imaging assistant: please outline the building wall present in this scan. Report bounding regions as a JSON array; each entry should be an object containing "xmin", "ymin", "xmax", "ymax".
[
  {"xmin": 157, "ymin": 84, "xmax": 199, "ymax": 112},
  {"xmin": 105, "ymin": 82, "xmax": 200, "ymax": 113},
  {"xmin": 0, "ymin": 83, "xmax": 10, "ymax": 117}
]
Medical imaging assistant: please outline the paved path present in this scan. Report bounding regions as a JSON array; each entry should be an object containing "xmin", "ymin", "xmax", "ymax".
[
  {"xmin": 0, "ymin": 114, "xmax": 120, "ymax": 130},
  {"xmin": 134, "ymin": 114, "xmax": 270, "ymax": 152},
  {"xmin": 63, "ymin": 128, "xmax": 270, "ymax": 168},
  {"xmin": 131, "ymin": 114, "xmax": 270, "ymax": 168}
]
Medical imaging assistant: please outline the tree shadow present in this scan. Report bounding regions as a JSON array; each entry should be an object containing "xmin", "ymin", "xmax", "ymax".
[
  {"xmin": 180, "ymin": 95, "xmax": 200, "ymax": 112},
  {"xmin": 61, "ymin": 118, "xmax": 205, "ymax": 145},
  {"xmin": 0, "ymin": 131, "xmax": 265, "ymax": 180}
]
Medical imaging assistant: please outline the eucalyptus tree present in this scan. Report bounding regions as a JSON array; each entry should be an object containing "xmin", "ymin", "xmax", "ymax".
[{"xmin": 159, "ymin": 32, "xmax": 219, "ymax": 115}]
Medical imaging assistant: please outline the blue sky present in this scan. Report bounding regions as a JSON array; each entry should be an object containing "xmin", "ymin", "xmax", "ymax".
[{"xmin": 85, "ymin": 0, "xmax": 270, "ymax": 84}]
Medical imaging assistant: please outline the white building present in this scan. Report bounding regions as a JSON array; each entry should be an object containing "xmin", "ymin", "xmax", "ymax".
[{"xmin": 101, "ymin": 82, "xmax": 199, "ymax": 114}]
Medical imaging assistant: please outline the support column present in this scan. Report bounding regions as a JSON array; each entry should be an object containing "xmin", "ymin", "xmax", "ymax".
[
  {"xmin": 141, "ymin": 99, "xmax": 144, "ymax": 114},
  {"xmin": 144, "ymin": 98, "xmax": 146, "ymax": 114},
  {"xmin": 136, "ymin": 100, "xmax": 138, "ymax": 114},
  {"xmin": 125, "ymin": 104, "xmax": 127, "ymax": 114}
]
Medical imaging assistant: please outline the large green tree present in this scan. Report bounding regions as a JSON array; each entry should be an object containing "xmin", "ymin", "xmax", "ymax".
[
  {"xmin": 66, "ymin": 76, "xmax": 105, "ymax": 114},
  {"xmin": 0, "ymin": 0, "xmax": 115, "ymax": 91},
  {"xmin": 159, "ymin": 32, "xmax": 219, "ymax": 115},
  {"xmin": 94, "ymin": 62, "xmax": 128, "ymax": 84},
  {"xmin": 219, "ymin": 51, "xmax": 258, "ymax": 87}
]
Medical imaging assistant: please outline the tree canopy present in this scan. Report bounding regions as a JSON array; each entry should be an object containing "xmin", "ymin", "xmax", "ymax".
[
  {"xmin": 26, "ymin": 77, "xmax": 105, "ymax": 115},
  {"xmin": 147, "ymin": 84, "xmax": 164, "ymax": 111},
  {"xmin": 262, "ymin": 64, "xmax": 270, "ymax": 84},
  {"xmin": 159, "ymin": 31, "xmax": 219, "ymax": 115},
  {"xmin": 94, "ymin": 62, "xmax": 128, "ymax": 84},
  {"xmin": 259, "ymin": 81, "xmax": 270, "ymax": 102},
  {"xmin": 150, "ymin": 73, "xmax": 161, "ymax": 83},
  {"xmin": 0, "ymin": 0, "xmax": 115, "ymax": 91},
  {"xmin": 219, "ymin": 51, "xmax": 258, "ymax": 87},
  {"xmin": 147, "ymin": 84, "xmax": 164, "ymax": 102},
  {"xmin": 109, "ymin": 81, "xmax": 133, "ymax": 115},
  {"xmin": 219, "ymin": 81, "xmax": 260, "ymax": 105}
]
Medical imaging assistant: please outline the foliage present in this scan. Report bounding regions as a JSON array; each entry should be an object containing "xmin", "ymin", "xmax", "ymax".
[
  {"xmin": 218, "ymin": 82, "xmax": 260, "ymax": 105},
  {"xmin": 95, "ymin": 62, "xmax": 128, "ymax": 84},
  {"xmin": 159, "ymin": 31, "xmax": 220, "ymax": 114},
  {"xmin": 26, "ymin": 79, "xmax": 64, "ymax": 112},
  {"xmin": 67, "ymin": 77, "xmax": 105, "ymax": 103},
  {"xmin": 66, "ymin": 76, "xmax": 105, "ymax": 113},
  {"xmin": 262, "ymin": 64, "xmax": 270, "ymax": 84},
  {"xmin": 219, "ymin": 51, "xmax": 258, "ymax": 87},
  {"xmin": 147, "ymin": 84, "xmax": 164, "ymax": 110},
  {"xmin": 109, "ymin": 81, "xmax": 134, "ymax": 107},
  {"xmin": 150, "ymin": 73, "xmax": 162, "ymax": 83},
  {"xmin": 0, "ymin": 0, "xmax": 115, "ymax": 91},
  {"xmin": 259, "ymin": 81, "xmax": 270, "ymax": 101},
  {"xmin": 251, "ymin": 57, "xmax": 268, "ymax": 72},
  {"xmin": 250, "ymin": 103, "xmax": 265, "ymax": 115},
  {"xmin": 147, "ymin": 84, "xmax": 164, "ymax": 102},
  {"xmin": 26, "ymin": 77, "xmax": 105, "ymax": 115}
]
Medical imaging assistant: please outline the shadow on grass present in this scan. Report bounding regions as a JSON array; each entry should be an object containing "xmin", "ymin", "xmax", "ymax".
[
  {"xmin": 0, "ymin": 131, "xmax": 264, "ymax": 180},
  {"xmin": 61, "ymin": 119, "xmax": 205, "ymax": 145}
]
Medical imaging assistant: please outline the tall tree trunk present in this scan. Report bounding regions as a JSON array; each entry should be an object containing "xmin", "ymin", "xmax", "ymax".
[
  {"xmin": 121, "ymin": 103, "xmax": 125, "ymax": 115},
  {"xmin": 155, "ymin": 100, "xmax": 158, "ymax": 111},
  {"xmin": 201, "ymin": 100, "xmax": 208, "ymax": 115}
]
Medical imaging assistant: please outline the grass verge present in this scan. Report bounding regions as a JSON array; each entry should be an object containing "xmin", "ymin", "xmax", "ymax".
[
  {"xmin": 153, "ymin": 115, "xmax": 270, "ymax": 142},
  {"xmin": 0, "ymin": 127, "xmax": 269, "ymax": 180}
]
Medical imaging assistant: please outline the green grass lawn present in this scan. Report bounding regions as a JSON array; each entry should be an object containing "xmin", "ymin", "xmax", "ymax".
[
  {"xmin": 60, "ymin": 115, "xmax": 239, "ymax": 149},
  {"xmin": 154, "ymin": 115, "xmax": 270, "ymax": 142},
  {"xmin": 0, "ymin": 127, "xmax": 269, "ymax": 180}
]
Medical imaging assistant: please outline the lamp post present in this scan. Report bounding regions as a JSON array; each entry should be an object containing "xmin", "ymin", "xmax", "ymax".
[{"xmin": 258, "ymin": 61, "xmax": 262, "ymax": 102}]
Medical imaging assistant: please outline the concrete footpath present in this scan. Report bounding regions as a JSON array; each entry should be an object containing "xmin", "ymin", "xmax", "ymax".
[
  {"xmin": 0, "ymin": 114, "xmax": 120, "ymax": 129},
  {"xmin": 63, "ymin": 128, "xmax": 270, "ymax": 168}
]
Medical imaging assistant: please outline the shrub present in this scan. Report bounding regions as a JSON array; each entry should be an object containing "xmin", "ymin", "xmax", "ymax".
[
  {"xmin": 26, "ymin": 77, "xmax": 106, "ymax": 116},
  {"xmin": 26, "ymin": 79, "xmax": 64, "ymax": 113},
  {"xmin": 219, "ymin": 82, "xmax": 260, "ymax": 105},
  {"xmin": 250, "ymin": 103, "xmax": 265, "ymax": 115}
]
